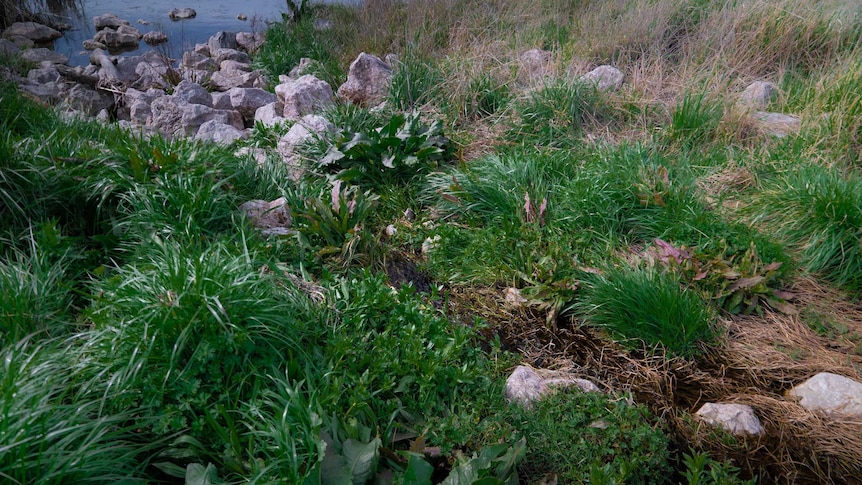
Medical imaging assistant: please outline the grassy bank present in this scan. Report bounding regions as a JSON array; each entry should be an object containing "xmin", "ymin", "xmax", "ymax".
[{"xmin": 4, "ymin": 0, "xmax": 862, "ymax": 482}]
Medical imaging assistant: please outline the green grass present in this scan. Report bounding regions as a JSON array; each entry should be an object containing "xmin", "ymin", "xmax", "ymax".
[
  {"xmin": 576, "ymin": 268, "xmax": 717, "ymax": 358},
  {"xmin": 752, "ymin": 164, "xmax": 862, "ymax": 293}
]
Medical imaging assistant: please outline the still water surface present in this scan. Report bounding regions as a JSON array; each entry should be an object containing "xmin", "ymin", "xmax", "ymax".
[{"xmin": 52, "ymin": 1, "xmax": 343, "ymax": 66}]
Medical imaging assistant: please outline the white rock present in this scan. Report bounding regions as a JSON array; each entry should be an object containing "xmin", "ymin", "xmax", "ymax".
[
  {"xmin": 695, "ymin": 403, "xmax": 764, "ymax": 435},
  {"xmin": 505, "ymin": 365, "xmax": 600, "ymax": 408},
  {"xmin": 275, "ymin": 75, "xmax": 335, "ymax": 120},
  {"xmin": 214, "ymin": 48, "xmax": 250, "ymax": 65},
  {"xmin": 788, "ymin": 372, "xmax": 862, "ymax": 417},
  {"xmin": 194, "ymin": 120, "xmax": 247, "ymax": 145},
  {"xmin": 337, "ymin": 52, "xmax": 392, "ymax": 107},
  {"xmin": 208, "ymin": 31, "xmax": 238, "ymax": 55},
  {"xmin": 254, "ymin": 102, "xmax": 285, "ymax": 127},
  {"xmin": 181, "ymin": 51, "xmax": 217, "ymax": 71},
  {"xmin": 143, "ymin": 31, "xmax": 168, "ymax": 45},
  {"xmin": 220, "ymin": 60, "xmax": 251, "ymax": 74},
  {"xmin": 236, "ymin": 32, "xmax": 264, "ymax": 53},
  {"xmin": 93, "ymin": 13, "xmax": 128, "ymax": 30},
  {"xmin": 504, "ymin": 287, "xmax": 528, "ymax": 307},
  {"xmin": 519, "ymin": 48, "xmax": 553, "ymax": 83},
  {"xmin": 169, "ymin": 8, "xmax": 197, "ymax": 20},
  {"xmin": 240, "ymin": 197, "xmax": 291, "ymax": 236},
  {"xmin": 752, "ymin": 111, "xmax": 801, "ymax": 138},
  {"xmin": 209, "ymin": 70, "xmax": 260, "ymax": 91},
  {"xmin": 227, "ymin": 87, "xmax": 277, "ymax": 119},
  {"xmin": 172, "ymin": 80, "xmax": 212, "ymax": 107},
  {"xmin": 276, "ymin": 114, "xmax": 335, "ymax": 161},
  {"xmin": 580, "ymin": 65, "xmax": 624, "ymax": 92},
  {"xmin": 738, "ymin": 81, "xmax": 776, "ymax": 111},
  {"xmin": 64, "ymin": 84, "xmax": 114, "ymax": 117},
  {"xmin": 211, "ymin": 91, "xmax": 233, "ymax": 110}
]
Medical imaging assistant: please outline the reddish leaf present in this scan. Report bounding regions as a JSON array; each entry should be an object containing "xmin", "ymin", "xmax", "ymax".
[{"xmin": 728, "ymin": 276, "xmax": 765, "ymax": 292}]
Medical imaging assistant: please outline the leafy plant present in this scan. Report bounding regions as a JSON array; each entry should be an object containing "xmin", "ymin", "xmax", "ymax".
[
  {"xmin": 682, "ymin": 451, "xmax": 756, "ymax": 485},
  {"xmin": 650, "ymin": 239, "xmax": 793, "ymax": 315},
  {"xmin": 665, "ymin": 91, "xmax": 723, "ymax": 148},
  {"xmin": 294, "ymin": 180, "xmax": 379, "ymax": 264},
  {"xmin": 320, "ymin": 112, "xmax": 453, "ymax": 188}
]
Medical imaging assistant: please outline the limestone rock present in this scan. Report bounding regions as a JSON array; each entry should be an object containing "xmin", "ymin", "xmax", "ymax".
[
  {"xmin": 18, "ymin": 81, "xmax": 63, "ymax": 104},
  {"xmin": 0, "ymin": 38, "xmax": 20, "ymax": 57},
  {"xmin": 147, "ymin": 96, "xmax": 242, "ymax": 137},
  {"xmin": 82, "ymin": 40, "xmax": 107, "ymax": 51},
  {"xmin": 236, "ymin": 32, "xmax": 264, "ymax": 53},
  {"xmin": 2, "ymin": 22, "xmax": 62, "ymax": 43},
  {"xmin": 227, "ymin": 87, "xmax": 277, "ymax": 119},
  {"xmin": 143, "ymin": 31, "xmax": 168, "ymax": 45},
  {"xmin": 213, "ymin": 48, "xmax": 250, "ymax": 65},
  {"xmin": 254, "ymin": 102, "xmax": 285, "ymax": 127},
  {"xmin": 173, "ymin": 80, "xmax": 212, "ymax": 107},
  {"xmin": 93, "ymin": 13, "xmax": 129, "ymax": 30},
  {"xmin": 276, "ymin": 114, "xmax": 336, "ymax": 169},
  {"xmin": 209, "ymin": 70, "xmax": 261, "ymax": 91},
  {"xmin": 695, "ymin": 403, "xmax": 764, "ymax": 435},
  {"xmin": 5, "ymin": 35, "xmax": 34, "ymax": 49},
  {"xmin": 169, "ymin": 8, "xmax": 197, "ymax": 20},
  {"xmin": 788, "ymin": 372, "xmax": 862, "ymax": 417},
  {"xmin": 208, "ymin": 31, "xmax": 238, "ymax": 55},
  {"xmin": 580, "ymin": 65, "xmax": 625, "ymax": 92},
  {"xmin": 94, "ymin": 27, "xmax": 140, "ymax": 49},
  {"xmin": 64, "ymin": 84, "xmax": 115, "ymax": 117},
  {"xmin": 181, "ymin": 51, "xmax": 217, "ymax": 72},
  {"xmin": 738, "ymin": 81, "xmax": 776, "ymax": 111},
  {"xmin": 240, "ymin": 198, "xmax": 291, "ymax": 236},
  {"xmin": 219, "ymin": 60, "xmax": 251, "ymax": 74},
  {"xmin": 276, "ymin": 75, "xmax": 335, "ymax": 120},
  {"xmin": 336, "ymin": 52, "xmax": 392, "ymax": 107},
  {"xmin": 505, "ymin": 365, "xmax": 600, "ymax": 408},
  {"xmin": 194, "ymin": 120, "xmax": 247, "ymax": 145},
  {"xmin": 288, "ymin": 57, "xmax": 317, "ymax": 78},
  {"xmin": 752, "ymin": 111, "xmax": 800, "ymax": 138},
  {"xmin": 211, "ymin": 91, "xmax": 232, "ymax": 110},
  {"xmin": 22, "ymin": 48, "xmax": 68, "ymax": 65},
  {"xmin": 519, "ymin": 48, "xmax": 553, "ymax": 83},
  {"xmin": 27, "ymin": 66, "xmax": 60, "ymax": 84}
]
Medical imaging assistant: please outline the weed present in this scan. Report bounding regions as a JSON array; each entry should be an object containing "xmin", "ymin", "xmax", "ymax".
[
  {"xmin": 388, "ymin": 49, "xmax": 445, "ymax": 111},
  {"xmin": 665, "ymin": 91, "xmax": 723, "ymax": 148}
]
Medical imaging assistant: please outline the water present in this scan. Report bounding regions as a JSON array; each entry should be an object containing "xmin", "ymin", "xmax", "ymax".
[{"xmin": 50, "ymin": 1, "xmax": 331, "ymax": 66}]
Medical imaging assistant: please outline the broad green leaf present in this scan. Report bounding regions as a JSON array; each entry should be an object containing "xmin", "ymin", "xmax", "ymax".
[
  {"xmin": 185, "ymin": 463, "xmax": 220, "ymax": 485},
  {"xmin": 402, "ymin": 452, "xmax": 434, "ymax": 485},
  {"xmin": 343, "ymin": 437, "xmax": 381, "ymax": 484}
]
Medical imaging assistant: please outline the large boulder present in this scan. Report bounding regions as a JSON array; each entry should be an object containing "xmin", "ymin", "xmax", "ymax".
[
  {"xmin": 27, "ymin": 65, "xmax": 60, "ymax": 84},
  {"xmin": 143, "ymin": 31, "xmax": 168, "ymax": 45},
  {"xmin": 276, "ymin": 75, "xmax": 334, "ymax": 120},
  {"xmin": 579, "ymin": 65, "xmax": 625, "ymax": 92},
  {"xmin": 227, "ymin": 87, "xmax": 277, "ymax": 119},
  {"xmin": 94, "ymin": 26, "xmax": 141, "ymax": 49},
  {"xmin": 173, "ymin": 80, "xmax": 212, "ymax": 106},
  {"xmin": 504, "ymin": 365, "xmax": 600, "ymax": 408},
  {"xmin": 788, "ymin": 372, "xmax": 862, "ymax": 417},
  {"xmin": 235, "ymin": 32, "xmax": 264, "ymax": 53},
  {"xmin": 213, "ymin": 48, "xmax": 250, "ymax": 65},
  {"xmin": 695, "ymin": 403, "xmax": 764, "ymax": 436},
  {"xmin": 181, "ymin": 51, "xmax": 217, "ymax": 72},
  {"xmin": 336, "ymin": 52, "xmax": 392, "ymax": 107},
  {"xmin": 2, "ymin": 22, "xmax": 62, "ymax": 43},
  {"xmin": 0, "ymin": 38, "xmax": 20, "ymax": 57}
]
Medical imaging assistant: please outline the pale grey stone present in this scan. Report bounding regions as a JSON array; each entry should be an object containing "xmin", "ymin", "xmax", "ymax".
[
  {"xmin": 82, "ymin": 40, "xmax": 107, "ymax": 51},
  {"xmin": 64, "ymin": 84, "xmax": 114, "ymax": 116},
  {"xmin": 209, "ymin": 69, "xmax": 260, "ymax": 91},
  {"xmin": 208, "ymin": 31, "xmax": 238, "ymax": 55},
  {"xmin": 194, "ymin": 43, "xmax": 211, "ymax": 56},
  {"xmin": 0, "ymin": 38, "xmax": 20, "ymax": 57},
  {"xmin": 277, "ymin": 114, "xmax": 336, "ymax": 169},
  {"xmin": 173, "ymin": 80, "xmax": 212, "ymax": 107},
  {"xmin": 93, "ymin": 13, "xmax": 129, "ymax": 30},
  {"xmin": 519, "ymin": 48, "xmax": 553, "ymax": 83},
  {"xmin": 276, "ymin": 74, "xmax": 334, "ymax": 120},
  {"xmin": 337, "ymin": 52, "xmax": 392, "ymax": 107},
  {"xmin": 752, "ymin": 111, "xmax": 801, "ymax": 138},
  {"xmin": 213, "ymin": 48, "xmax": 250, "ymax": 65},
  {"xmin": 18, "ymin": 81, "xmax": 63, "ymax": 104},
  {"xmin": 240, "ymin": 197, "xmax": 291, "ymax": 236},
  {"xmin": 580, "ymin": 65, "xmax": 624, "ymax": 92},
  {"xmin": 181, "ymin": 51, "xmax": 217, "ymax": 71},
  {"xmin": 695, "ymin": 403, "xmax": 764, "ymax": 436},
  {"xmin": 254, "ymin": 102, "xmax": 285, "ymax": 127},
  {"xmin": 147, "ymin": 96, "xmax": 243, "ymax": 137},
  {"xmin": 5, "ymin": 35, "xmax": 34, "ymax": 49},
  {"xmin": 288, "ymin": 57, "xmax": 316, "ymax": 78},
  {"xmin": 738, "ymin": 81, "xmax": 777, "ymax": 111},
  {"xmin": 143, "ymin": 31, "xmax": 168, "ymax": 45},
  {"xmin": 235, "ymin": 32, "xmax": 263, "ymax": 53},
  {"xmin": 94, "ymin": 27, "xmax": 140, "ymax": 49},
  {"xmin": 129, "ymin": 100, "xmax": 153, "ymax": 125},
  {"xmin": 211, "ymin": 91, "xmax": 233, "ymax": 110},
  {"xmin": 227, "ymin": 87, "xmax": 277, "ymax": 119},
  {"xmin": 788, "ymin": 372, "xmax": 862, "ymax": 417},
  {"xmin": 2, "ymin": 22, "xmax": 62, "ymax": 43},
  {"xmin": 22, "ymin": 48, "xmax": 68, "ymax": 65},
  {"xmin": 27, "ymin": 66, "xmax": 60, "ymax": 84},
  {"xmin": 169, "ymin": 8, "xmax": 197, "ymax": 20},
  {"xmin": 194, "ymin": 120, "xmax": 247, "ymax": 145},
  {"xmin": 505, "ymin": 365, "xmax": 600, "ymax": 408},
  {"xmin": 220, "ymin": 60, "xmax": 251, "ymax": 74}
]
